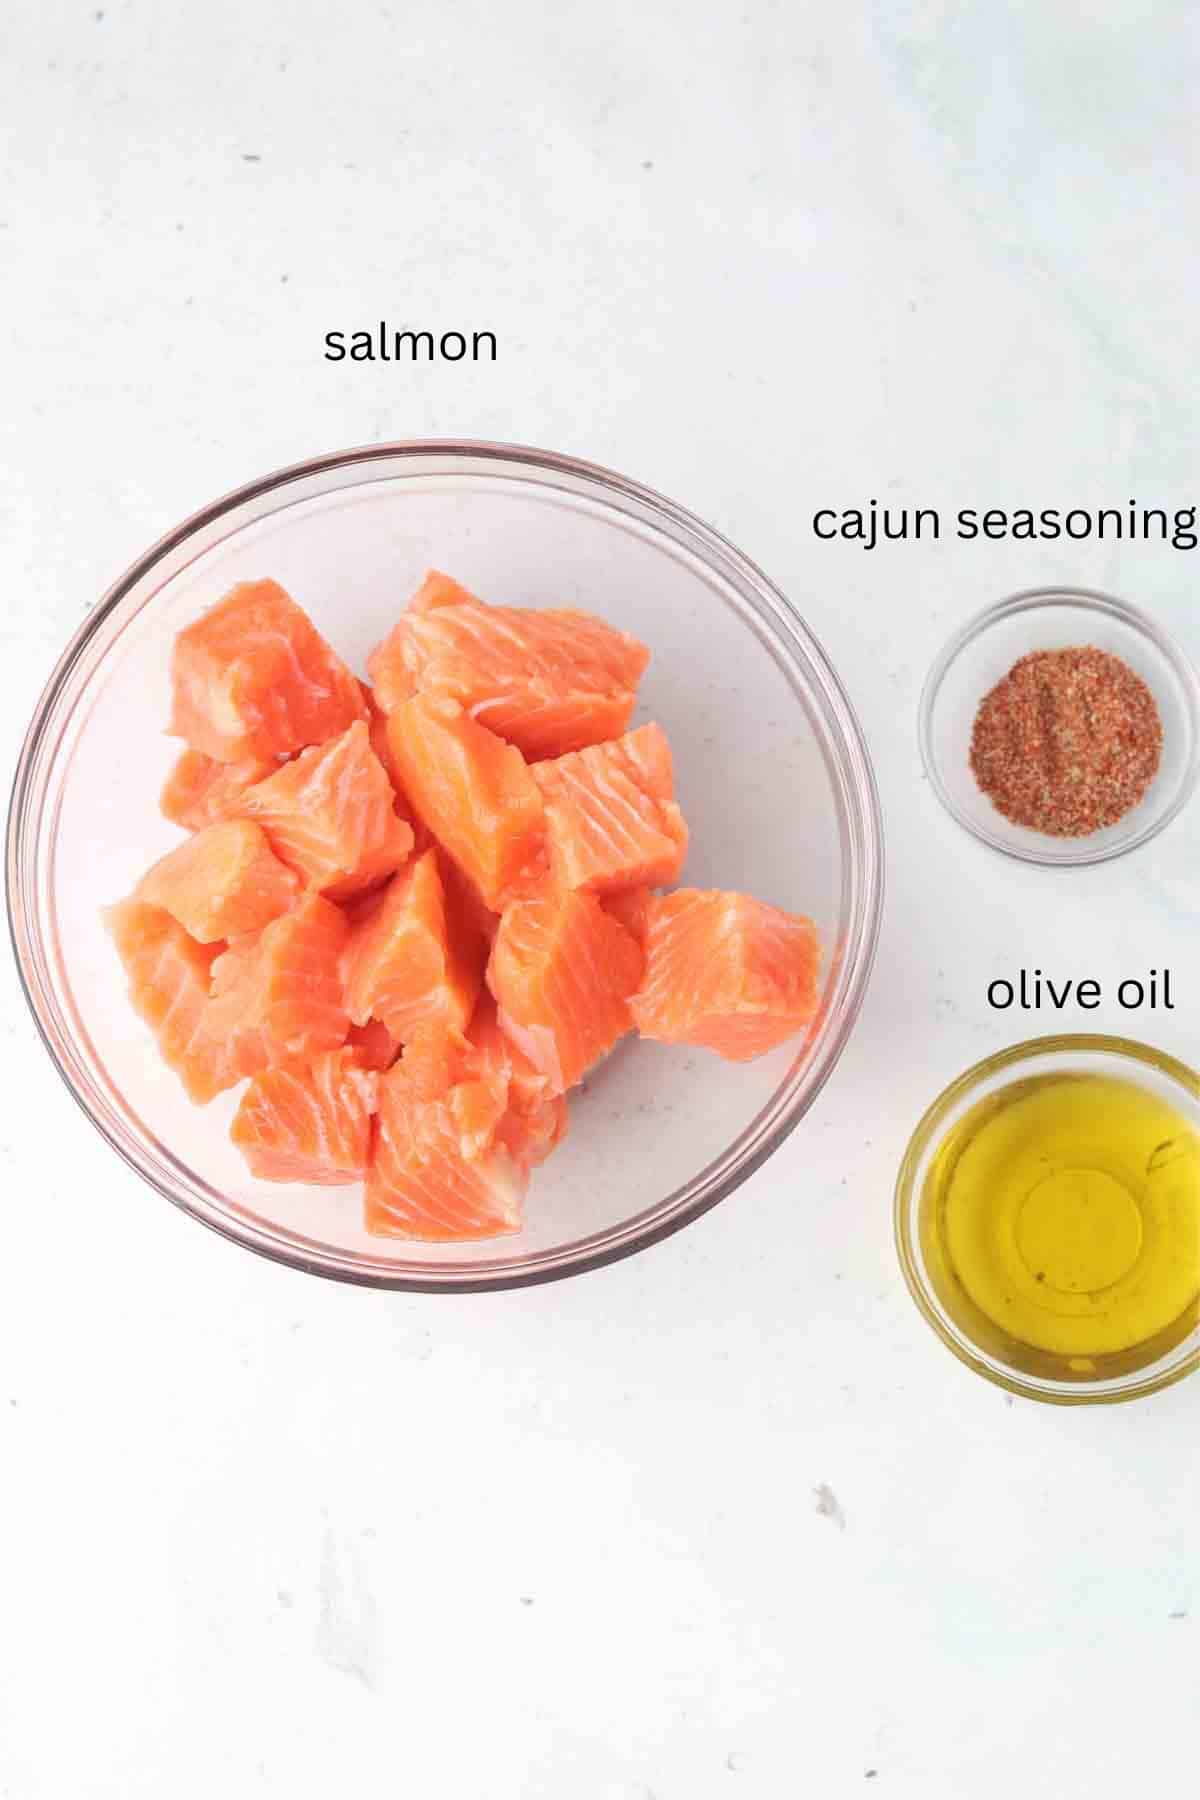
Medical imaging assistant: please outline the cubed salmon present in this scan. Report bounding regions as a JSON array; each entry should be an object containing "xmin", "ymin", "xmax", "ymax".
[
  {"xmin": 207, "ymin": 892, "xmax": 351, "ymax": 1081},
  {"xmin": 169, "ymin": 579, "xmax": 366, "ymax": 762},
  {"xmin": 160, "ymin": 749, "xmax": 279, "ymax": 831},
  {"xmin": 630, "ymin": 890, "xmax": 821, "ymax": 1061},
  {"xmin": 486, "ymin": 889, "xmax": 644, "ymax": 1093},
  {"xmin": 104, "ymin": 899, "xmax": 237, "ymax": 1103},
  {"xmin": 231, "ymin": 1048, "xmax": 379, "ymax": 1184},
  {"xmin": 137, "ymin": 820, "xmax": 299, "ymax": 942},
  {"xmin": 109, "ymin": 565, "xmax": 830, "ymax": 1226},
  {"xmin": 368, "ymin": 578, "xmax": 650, "ymax": 758},
  {"xmin": 341, "ymin": 847, "xmax": 482, "ymax": 1044},
  {"xmin": 531, "ymin": 723, "xmax": 688, "ymax": 894},
  {"xmin": 233, "ymin": 720, "xmax": 414, "ymax": 900},
  {"xmin": 366, "ymin": 1025, "xmax": 523, "ymax": 1240},
  {"xmin": 385, "ymin": 695, "xmax": 546, "ymax": 911}
]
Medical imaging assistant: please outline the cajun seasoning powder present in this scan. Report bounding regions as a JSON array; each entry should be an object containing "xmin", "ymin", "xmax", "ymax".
[{"xmin": 969, "ymin": 646, "xmax": 1162, "ymax": 836}]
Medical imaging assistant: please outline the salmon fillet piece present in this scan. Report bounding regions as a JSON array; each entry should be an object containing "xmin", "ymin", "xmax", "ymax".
[
  {"xmin": 137, "ymin": 819, "xmax": 299, "ymax": 943},
  {"xmin": 169, "ymin": 579, "xmax": 366, "ymax": 763},
  {"xmin": 342, "ymin": 847, "xmax": 482, "ymax": 1043},
  {"xmin": 366, "ymin": 1024, "xmax": 523, "ymax": 1240},
  {"xmin": 385, "ymin": 695, "xmax": 546, "ymax": 910},
  {"xmin": 231, "ymin": 1047, "xmax": 379, "ymax": 1184},
  {"xmin": 368, "ymin": 585, "xmax": 651, "ymax": 758},
  {"xmin": 486, "ymin": 889, "xmax": 644, "ymax": 1093},
  {"xmin": 630, "ymin": 890, "xmax": 821, "ymax": 1061},
  {"xmin": 105, "ymin": 899, "xmax": 237, "ymax": 1103},
  {"xmin": 469, "ymin": 994, "xmax": 568, "ymax": 1174},
  {"xmin": 233, "ymin": 720, "xmax": 414, "ymax": 900},
  {"xmin": 160, "ymin": 749, "xmax": 279, "ymax": 831},
  {"xmin": 532, "ymin": 723, "xmax": 688, "ymax": 895},
  {"xmin": 207, "ymin": 892, "xmax": 351, "ymax": 1081}
]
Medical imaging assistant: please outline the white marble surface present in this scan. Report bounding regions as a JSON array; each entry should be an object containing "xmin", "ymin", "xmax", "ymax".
[{"xmin": 2, "ymin": 4, "xmax": 1198, "ymax": 1796}]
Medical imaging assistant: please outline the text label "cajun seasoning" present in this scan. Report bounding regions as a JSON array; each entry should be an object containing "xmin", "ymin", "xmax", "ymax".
[{"xmin": 809, "ymin": 500, "xmax": 1198, "ymax": 551}]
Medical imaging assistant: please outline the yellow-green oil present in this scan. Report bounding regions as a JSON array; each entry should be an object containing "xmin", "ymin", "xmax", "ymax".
[{"xmin": 921, "ymin": 1071, "xmax": 1200, "ymax": 1380}]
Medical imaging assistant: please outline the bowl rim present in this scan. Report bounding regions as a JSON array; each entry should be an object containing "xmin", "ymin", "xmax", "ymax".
[
  {"xmin": 7, "ymin": 438, "xmax": 885, "ymax": 1291},
  {"xmin": 918, "ymin": 585, "xmax": 1200, "ymax": 867},
  {"xmin": 894, "ymin": 1031, "xmax": 1200, "ymax": 1404}
]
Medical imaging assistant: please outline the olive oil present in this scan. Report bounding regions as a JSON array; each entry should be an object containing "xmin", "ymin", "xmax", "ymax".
[{"xmin": 921, "ymin": 1071, "xmax": 1200, "ymax": 1380}]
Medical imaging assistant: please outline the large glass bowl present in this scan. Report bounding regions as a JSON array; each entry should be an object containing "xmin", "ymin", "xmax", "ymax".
[{"xmin": 8, "ymin": 442, "xmax": 883, "ymax": 1290}]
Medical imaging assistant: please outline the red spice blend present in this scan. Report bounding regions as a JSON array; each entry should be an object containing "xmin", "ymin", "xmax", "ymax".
[{"xmin": 970, "ymin": 646, "xmax": 1162, "ymax": 837}]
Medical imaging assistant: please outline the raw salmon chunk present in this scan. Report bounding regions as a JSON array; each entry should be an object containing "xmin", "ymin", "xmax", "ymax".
[
  {"xmin": 234, "ymin": 720, "xmax": 414, "ymax": 899},
  {"xmin": 368, "ymin": 586, "xmax": 651, "ymax": 758},
  {"xmin": 342, "ymin": 847, "xmax": 482, "ymax": 1043},
  {"xmin": 532, "ymin": 723, "xmax": 688, "ymax": 894},
  {"xmin": 366, "ymin": 1027, "xmax": 523, "ymax": 1240},
  {"xmin": 231, "ymin": 1048, "xmax": 379, "ymax": 1184},
  {"xmin": 160, "ymin": 749, "xmax": 278, "ymax": 831},
  {"xmin": 470, "ymin": 996, "xmax": 567, "ymax": 1174},
  {"xmin": 105, "ymin": 900, "xmax": 236, "ymax": 1103},
  {"xmin": 137, "ymin": 820, "xmax": 299, "ymax": 943},
  {"xmin": 630, "ymin": 890, "xmax": 821, "ymax": 1061},
  {"xmin": 207, "ymin": 892, "xmax": 350, "ymax": 1081},
  {"xmin": 486, "ymin": 889, "xmax": 644, "ymax": 1093},
  {"xmin": 169, "ymin": 579, "xmax": 366, "ymax": 763},
  {"xmin": 385, "ymin": 695, "xmax": 546, "ymax": 910}
]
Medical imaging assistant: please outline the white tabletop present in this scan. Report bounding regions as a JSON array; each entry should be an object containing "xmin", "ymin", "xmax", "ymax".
[{"xmin": 2, "ymin": 5, "xmax": 1197, "ymax": 1796}]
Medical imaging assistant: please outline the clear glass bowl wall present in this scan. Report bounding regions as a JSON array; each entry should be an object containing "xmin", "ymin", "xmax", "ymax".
[{"xmin": 8, "ymin": 443, "xmax": 883, "ymax": 1289}]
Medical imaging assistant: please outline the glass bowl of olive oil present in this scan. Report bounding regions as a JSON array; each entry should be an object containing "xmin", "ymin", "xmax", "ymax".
[{"xmin": 896, "ymin": 1036, "xmax": 1200, "ymax": 1403}]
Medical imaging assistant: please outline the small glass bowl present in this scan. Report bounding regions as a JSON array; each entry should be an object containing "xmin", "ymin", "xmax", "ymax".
[
  {"xmin": 919, "ymin": 587, "xmax": 1200, "ymax": 866},
  {"xmin": 895, "ymin": 1035, "xmax": 1200, "ymax": 1405}
]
